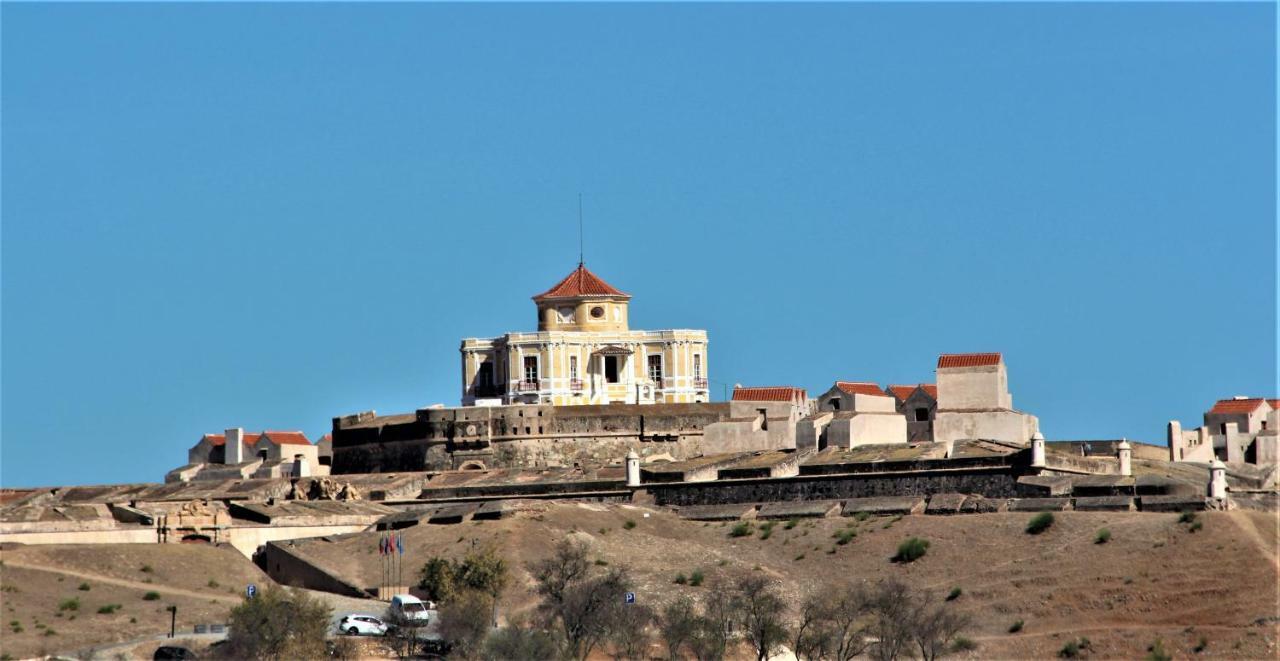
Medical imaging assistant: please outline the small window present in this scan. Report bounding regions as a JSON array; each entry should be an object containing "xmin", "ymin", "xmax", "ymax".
[
  {"xmin": 477, "ymin": 362, "xmax": 493, "ymax": 387},
  {"xmin": 914, "ymin": 407, "xmax": 929, "ymax": 422},
  {"xmin": 829, "ymin": 398, "xmax": 841, "ymax": 411},
  {"xmin": 1220, "ymin": 423, "xmax": 1228, "ymax": 435},
  {"xmin": 523, "ymin": 356, "xmax": 538, "ymax": 385},
  {"xmin": 648, "ymin": 355, "xmax": 663, "ymax": 382},
  {"xmin": 605, "ymin": 356, "xmax": 619, "ymax": 383},
  {"xmin": 569, "ymin": 356, "xmax": 579, "ymax": 381},
  {"xmin": 693, "ymin": 354, "xmax": 702, "ymax": 380},
  {"xmin": 590, "ymin": 306, "xmax": 605, "ymax": 319},
  {"xmin": 758, "ymin": 408, "xmax": 768, "ymax": 432}
]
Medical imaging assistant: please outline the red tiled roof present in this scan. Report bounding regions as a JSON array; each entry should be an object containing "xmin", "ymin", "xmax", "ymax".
[
  {"xmin": 203, "ymin": 431, "xmax": 311, "ymax": 447},
  {"xmin": 921, "ymin": 384, "xmax": 938, "ymax": 399},
  {"xmin": 1269, "ymin": 400, "xmax": 1280, "ymax": 412},
  {"xmin": 533, "ymin": 263, "xmax": 629, "ymax": 301},
  {"xmin": 835, "ymin": 381, "xmax": 885, "ymax": 397},
  {"xmin": 732, "ymin": 386, "xmax": 807, "ymax": 402},
  {"xmin": 937, "ymin": 353, "xmax": 1002, "ymax": 369},
  {"xmin": 260, "ymin": 431, "xmax": 312, "ymax": 446},
  {"xmin": 886, "ymin": 385, "xmax": 918, "ymax": 401},
  {"xmin": 1209, "ymin": 398, "xmax": 1268, "ymax": 415},
  {"xmin": 203, "ymin": 432, "xmax": 262, "ymax": 447}
]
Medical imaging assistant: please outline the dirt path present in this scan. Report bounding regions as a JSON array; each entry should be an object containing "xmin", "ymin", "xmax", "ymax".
[
  {"xmin": 1225, "ymin": 510, "xmax": 1279, "ymax": 573},
  {"xmin": 973, "ymin": 623, "xmax": 1253, "ymax": 641},
  {"xmin": 3, "ymin": 559, "xmax": 241, "ymax": 604}
]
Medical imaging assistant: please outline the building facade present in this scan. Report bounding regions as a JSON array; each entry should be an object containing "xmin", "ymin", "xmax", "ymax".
[
  {"xmin": 932, "ymin": 353, "xmax": 1039, "ymax": 446},
  {"xmin": 460, "ymin": 263, "xmax": 710, "ymax": 406},
  {"xmin": 1169, "ymin": 397, "xmax": 1278, "ymax": 465}
]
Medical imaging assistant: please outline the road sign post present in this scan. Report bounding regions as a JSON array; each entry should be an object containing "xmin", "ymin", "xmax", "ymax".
[
  {"xmin": 624, "ymin": 592, "xmax": 636, "ymax": 605},
  {"xmin": 246, "ymin": 584, "xmax": 257, "ymax": 599}
]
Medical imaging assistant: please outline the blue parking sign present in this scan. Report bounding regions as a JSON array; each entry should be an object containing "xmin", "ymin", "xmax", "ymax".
[
  {"xmin": 624, "ymin": 592, "xmax": 636, "ymax": 604},
  {"xmin": 246, "ymin": 584, "xmax": 257, "ymax": 599}
]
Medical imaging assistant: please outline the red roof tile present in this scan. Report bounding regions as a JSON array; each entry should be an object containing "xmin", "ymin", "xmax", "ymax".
[
  {"xmin": 1209, "ymin": 398, "xmax": 1268, "ymax": 415},
  {"xmin": 260, "ymin": 431, "xmax": 312, "ymax": 446},
  {"xmin": 203, "ymin": 431, "xmax": 311, "ymax": 447},
  {"xmin": 921, "ymin": 384, "xmax": 938, "ymax": 399},
  {"xmin": 732, "ymin": 386, "xmax": 807, "ymax": 402},
  {"xmin": 1269, "ymin": 400, "xmax": 1280, "ymax": 412},
  {"xmin": 835, "ymin": 381, "xmax": 886, "ymax": 397},
  {"xmin": 533, "ymin": 263, "xmax": 629, "ymax": 301},
  {"xmin": 886, "ymin": 385, "xmax": 918, "ymax": 401},
  {"xmin": 937, "ymin": 353, "xmax": 1003, "ymax": 369}
]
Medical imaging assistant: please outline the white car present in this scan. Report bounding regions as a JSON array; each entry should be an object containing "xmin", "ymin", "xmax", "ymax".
[
  {"xmin": 339, "ymin": 614, "xmax": 388, "ymax": 636},
  {"xmin": 390, "ymin": 594, "xmax": 435, "ymax": 624}
]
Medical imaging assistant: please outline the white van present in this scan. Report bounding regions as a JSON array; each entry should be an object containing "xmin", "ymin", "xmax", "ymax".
[{"xmin": 390, "ymin": 594, "xmax": 434, "ymax": 624}]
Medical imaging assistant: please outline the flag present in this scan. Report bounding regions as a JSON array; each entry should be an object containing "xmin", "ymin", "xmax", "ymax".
[
  {"xmin": 397, "ymin": 533, "xmax": 404, "ymax": 556},
  {"xmin": 379, "ymin": 535, "xmax": 386, "ymax": 556}
]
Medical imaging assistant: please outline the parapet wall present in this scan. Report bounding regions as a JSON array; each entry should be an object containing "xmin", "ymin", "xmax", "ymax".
[
  {"xmin": 646, "ymin": 467, "xmax": 1022, "ymax": 507},
  {"xmin": 332, "ymin": 403, "xmax": 731, "ymax": 474}
]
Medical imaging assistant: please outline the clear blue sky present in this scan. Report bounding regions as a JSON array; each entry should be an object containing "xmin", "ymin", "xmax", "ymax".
[{"xmin": 2, "ymin": 3, "xmax": 1275, "ymax": 488}]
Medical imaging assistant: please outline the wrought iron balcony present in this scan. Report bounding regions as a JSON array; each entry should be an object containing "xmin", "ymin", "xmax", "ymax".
[
  {"xmin": 515, "ymin": 381, "xmax": 540, "ymax": 392},
  {"xmin": 693, "ymin": 378, "xmax": 709, "ymax": 389},
  {"xmin": 569, "ymin": 379, "xmax": 585, "ymax": 392}
]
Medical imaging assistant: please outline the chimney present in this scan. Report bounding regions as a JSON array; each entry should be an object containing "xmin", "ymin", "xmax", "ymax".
[{"xmin": 225, "ymin": 427, "xmax": 245, "ymax": 464}]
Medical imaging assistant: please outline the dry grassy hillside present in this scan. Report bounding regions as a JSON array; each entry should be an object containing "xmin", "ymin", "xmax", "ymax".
[
  {"xmin": 0, "ymin": 543, "xmax": 268, "ymax": 660},
  {"xmin": 291, "ymin": 503, "xmax": 1279, "ymax": 659}
]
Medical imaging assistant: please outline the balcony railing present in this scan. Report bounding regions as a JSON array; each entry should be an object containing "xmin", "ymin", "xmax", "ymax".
[
  {"xmin": 693, "ymin": 378, "xmax": 708, "ymax": 389},
  {"xmin": 516, "ymin": 381, "xmax": 540, "ymax": 392},
  {"xmin": 569, "ymin": 379, "xmax": 584, "ymax": 392}
]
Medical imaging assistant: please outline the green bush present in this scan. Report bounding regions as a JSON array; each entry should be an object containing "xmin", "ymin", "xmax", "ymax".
[
  {"xmin": 622, "ymin": 519, "xmax": 637, "ymax": 530},
  {"xmin": 97, "ymin": 604, "xmax": 121, "ymax": 615},
  {"xmin": 759, "ymin": 521, "xmax": 776, "ymax": 540},
  {"xmin": 951, "ymin": 636, "xmax": 978, "ymax": 652},
  {"xmin": 833, "ymin": 529, "xmax": 856, "ymax": 546},
  {"xmin": 729, "ymin": 521, "xmax": 753, "ymax": 538},
  {"xmin": 1095, "ymin": 528, "xmax": 1112, "ymax": 544},
  {"xmin": 57, "ymin": 598, "xmax": 79, "ymax": 612},
  {"xmin": 1058, "ymin": 640, "xmax": 1080, "ymax": 658},
  {"xmin": 1178, "ymin": 511, "xmax": 1197, "ymax": 524},
  {"xmin": 853, "ymin": 511, "xmax": 871, "ymax": 522},
  {"xmin": 673, "ymin": 573, "xmax": 687, "ymax": 585},
  {"xmin": 594, "ymin": 558, "xmax": 608, "ymax": 566},
  {"xmin": 1145, "ymin": 639, "xmax": 1172, "ymax": 661},
  {"xmin": 77, "ymin": 583, "xmax": 91, "ymax": 591},
  {"xmin": 793, "ymin": 553, "xmax": 805, "ymax": 561},
  {"xmin": 946, "ymin": 587, "xmax": 962, "ymax": 601},
  {"xmin": 1026, "ymin": 512, "xmax": 1055, "ymax": 535},
  {"xmin": 1008, "ymin": 619, "xmax": 1024, "ymax": 633},
  {"xmin": 892, "ymin": 537, "xmax": 929, "ymax": 562},
  {"xmin": 784, "ymin": 517, "xmax": 799, "ymax": 530},
  {"xmin": 1193, "ymin": 636, "xmax": 1208, "ymax": 653},
  {"xmin": 688, "ymin": 570, "xmax": 704, "ymax": 587},
  {"xmin": 139, "ymin": 565, "xmax": 154, "ymax": 574},
  {"xmin": 1189, "ymin": 521, "xmax": 1203, "ymax": 533},
  {"xmin": 207, "ymin": 579, "xmax": 219, "ymax": 588},
  {"xmin": 142, "ymin": 592, "xmax": 160, "ymax": 601}
]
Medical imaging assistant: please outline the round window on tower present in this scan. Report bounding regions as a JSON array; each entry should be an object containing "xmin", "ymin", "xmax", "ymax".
[{"xmin": 590, "ymin": 306, "xmax": 605, "ymax": 319}]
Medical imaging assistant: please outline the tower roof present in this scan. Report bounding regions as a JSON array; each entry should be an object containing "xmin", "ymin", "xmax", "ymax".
[{"xmin": 533, "ymin": 263, "xmax": 630, "ymax": 302}]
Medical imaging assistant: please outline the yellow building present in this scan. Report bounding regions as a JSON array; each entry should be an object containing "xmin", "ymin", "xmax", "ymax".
[{"xmin": 460, "ymin": 263, "xmax": 709, "ymax": 406}]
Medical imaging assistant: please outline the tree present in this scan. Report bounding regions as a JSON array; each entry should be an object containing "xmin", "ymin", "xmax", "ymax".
[
  {"xmin": 658, "ymin": 596, "xmax": 700, "ymax": 660},
  {"xmin": 417, "ymin": 556, "xmax": 457, "ymax": 603},
  {"xmin": 688, "ymin": 583, "xmax": 737, "ymax": 661},
  {"xmin": 609, "ymin": 603, "xmax": 654, "ymax": 661},
  {"xmin": 909, "ymin": 596, "xmax": 971, "ymax": 661},
  {"xmin": 531, "ymin": 538, "xmax": 635, "ymax": 661},
  {"xmin": 485, "ymin": 619, "xmax": 561, "ymax": 660},
  {"xmin": 437, "ymin": 589, "xmax": 493, "ymax": 660},
  {"xmin": 865, "ymin": 580, "xmax": 915, "ymax": 661},
  {"xmin": 732, "ymin": 575, "xmax": 789, "ymax": 661},
  {"xmin": 224, "ymin": 586, "xmax": 331, "ymax": 661},
  {"xmin": 417, "ymin": 545, "xmax": 508, "ymax": 606}
]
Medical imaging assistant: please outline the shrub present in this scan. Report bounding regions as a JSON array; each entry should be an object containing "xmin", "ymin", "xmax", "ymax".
[
  {"xmin": 1026, "ymin": 512, "xmax": 1055, "ymax": 535},
  {"xmin": 951, "ymin": 636, "xmax": 978, "ymax": 652},
  {"xmin": 1189, "ymin": 521, "xmax": 1203, "ymax": 533},
  {"xmin": 759, "ymin": 521, "xmax": 776, "ymax": 540},
  {"xmin": 77, "ymin": 583, "xmax": 91, "ymax": 592},
  {"xmin": 853, "ymin": 511, "xmax": 871, "ymax": 522},
  {"xmin": 729, "ymin": 521, "xmax": 753, "ymax": 538},
  {"xmin": 594, "ymin": 558, "xmax": 609, "ymax": 566},
  {"xmin": 142, "ymin": 592, "xmax": 160, "ymax": 601},
  {"xmin": 1178, "ymin": 511, "xmax": 1197, "ymax": 524},
  {"xmin": 57, "ymin": 598, "xmax": 79, "ymax": 612},
  {"xmin": 226, "ymin": 586, "xmax": 331, "ymax": 661},
  {"xmin": 139, "ymin": 565, "xmax": 153, "ymax": 574},
  {"xmin": 946, "ymin": 587, "xmax": 963, "ymax": 601},
  {"xmin": 1059, "ymin": 639, "xmax": 1080, "ymax": 658},
  {"xmin": 673, "ymin": 573, "xmax": 687, "ymax": 585},
  {"xmin": 833, "ymin": 529, "xmax": 856, "ymax": 546},
  {"xmin": 623, "ymin": 519, "xmax": 637, "ymax": 530},
  {"xmin": 96, "ymin": 604, "xmax": 121, "ymax": 615},
  {"xmin": 793, "ymin": 553, "xmax": 805, "ymax": 561},
  {"xmin": 1008, "ymin": 619, "xmax": 1024, "ymax": 633},
  {"xmin": 1095, "ymin": 528, "xmax": 1112, "ymax": 544},
  {"xmin": 893, "ymin": 537, "xmax": 929, "ymax": 562},
  {"xmin": 784, "ymin": 517, "xmax": 799, "ymax": 530},
  {"xmin": 129, "ymin": 617, "xmax": 136, "ymax": 624},
  {"xmin": 1193, "ymin": 636, "xmax": 1208, "ymax": 653},
  {"xmin": 689, "ymin": 570, "xmax": 704, "ymax": 587},
  {"xmin": 1145, "ymin": 639, "xmax": 1172, "ymax": 661},
  {"xmin": 207, "ymin": 579, "xmax": 219, "ymax": 588},
  {"xmin": 43, "ymin": 628, "xmax": 56, "ymax": 636}
]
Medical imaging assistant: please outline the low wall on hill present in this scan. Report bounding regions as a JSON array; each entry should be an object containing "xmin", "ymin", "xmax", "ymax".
[{"xmin": 645, "ymin": 467, "xmax": 1021, "ymax": 507}]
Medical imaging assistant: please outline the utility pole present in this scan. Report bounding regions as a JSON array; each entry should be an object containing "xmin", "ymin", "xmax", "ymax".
[{"xmin": 167, "ymin": 605, "xmax": 177, "ymax": 638}]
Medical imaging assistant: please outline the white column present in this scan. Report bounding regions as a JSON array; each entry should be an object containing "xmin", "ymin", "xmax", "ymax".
[
  {"xmin": 1209, "ymin": 459, "xmax": 1227, "ymax": 499},
  {"xmin": 225, "ymin": 428, "xmax": 245, "ymax": 464},
  {"xmin": 625, "ymin": 449, "xmax": 641, "ymax": 487},
  {"xmin": 1031, "ymin": 432, "xmax": 1045, "ymax": 468},
  {"xmin": 1117, "ymin": 439, "xmax": 1132, "ymax": 477}
]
